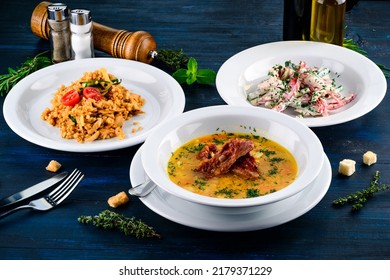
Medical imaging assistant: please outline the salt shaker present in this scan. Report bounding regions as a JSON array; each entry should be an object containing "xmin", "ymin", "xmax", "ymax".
[
  {"xmin": 70, "ymin": 9, "xmax": 94, "ymax": 59},
  {"xmin": 47, "ymin": 3, "xmax": 72, "ymax": 63}
]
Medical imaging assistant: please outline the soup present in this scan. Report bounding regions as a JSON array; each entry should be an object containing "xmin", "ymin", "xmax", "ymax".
[{"xmin": 167, "ymin": 132, "xmax": 297, "ymax": 199}]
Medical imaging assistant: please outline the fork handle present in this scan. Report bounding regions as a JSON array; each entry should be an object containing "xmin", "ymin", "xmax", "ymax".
[{"xmin": 0, "ymin": 205, "xmax": 31, "ymax": 219}]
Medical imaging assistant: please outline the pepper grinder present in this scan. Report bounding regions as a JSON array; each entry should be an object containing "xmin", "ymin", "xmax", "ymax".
[
  {"xmin": 70, "ymin": 9, "xmax": 94, "ymax": 59},
  {"xmin": 47, "ymin": 3, "xmax": 71, "ymax": 63},
  {"xmin": 31, "ymin": 1, "xmax": 157, "ymax": 64}
]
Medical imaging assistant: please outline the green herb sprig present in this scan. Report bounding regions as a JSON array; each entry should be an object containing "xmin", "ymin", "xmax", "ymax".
[
  {"xmin": 78, "ymin": 210, "xmax": 161, "ymax": 239},
  {"xmin": 155, "ymin": 49, "xmax": 189, "ymax": 72},
  {"xmin": 333, "ymin": 171, "xmax": 390, "ymax": 211},
  {"xmin": 0, "ymin": 51, "xmax": 52, "ymax": 96},
  {"xmin": 343, "ymin": 38, "xmax": 389, "ymax": 78},
  {"xmin": 172, "ymin": 57, "xmax": 216, "ymax": 85},
  {"xmin": 343, "ymin": 38, "xmax": 368, "ymax": 56},
  {"xmin": 154, "ymin": 49, "xmax": 216, "ymax": 86}
]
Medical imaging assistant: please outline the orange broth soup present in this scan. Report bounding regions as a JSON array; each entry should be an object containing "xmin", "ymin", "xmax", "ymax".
[{"xmin": 167, "ymin": 132, "xmax": 298, "ymax": 199}]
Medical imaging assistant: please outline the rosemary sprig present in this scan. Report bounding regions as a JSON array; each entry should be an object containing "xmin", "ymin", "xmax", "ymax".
[
  {"xmin": 343, "ymin": 38, "xmax": 390, "ymax": 78},
  {"xmin": 343, "ymin": 38, "xmax": 368, "ymax": 56},
  {"xmin": 0, "ymin": 51, "xmax": 52, "ymax": 96},
  {"xmin": 377, "ymin": 64, "xmax": 390, "ymax": 78},
  {"xmin": 333, "ymin": 171, "xmax": 390, "ymax": 211},
  {"xmin": 78, "ymin": 210, "xmax": 161, "ymax": 239}
]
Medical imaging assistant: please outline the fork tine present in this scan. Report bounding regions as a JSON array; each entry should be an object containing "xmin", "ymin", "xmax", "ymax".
[
  {"xmin": 49, "ymin": 169, "xmax": 83, "ymax": 204},
  {"xmin": 49, "ymin": 169, "xmax": 79, "ymax": 197},
  {"xmin": 53, "ymin": 173, "xmax": 83, "ymax": 205}
]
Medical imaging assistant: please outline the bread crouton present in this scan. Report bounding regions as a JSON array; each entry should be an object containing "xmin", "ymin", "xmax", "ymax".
[
  {"xmin": 46, "ymin": 160, "xmax": 62, "ymax": 172},
  {"xmin": 108, "ymin": 191, "xmax": 129, "ymax": 208}
]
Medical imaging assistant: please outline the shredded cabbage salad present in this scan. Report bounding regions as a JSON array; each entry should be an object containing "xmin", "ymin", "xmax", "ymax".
[{"xmin": 247, "ymin": 61, "xmax": 355, "ymax": 117}]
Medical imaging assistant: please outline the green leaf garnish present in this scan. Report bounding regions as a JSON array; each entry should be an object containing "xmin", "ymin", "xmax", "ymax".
[
  {"xmin": 197, "ymin": 68, "xmax": 217, "ymax": 84},
  {"xmin": 172, "ymin": 69, "xmax": 188, "ymax": 84},
  {"xmin": 343, "ymin": 37, "xmax": 389, "ymax": 78},
  {"xmin": 0, "ymin": 51, "xmax": 52, "ymax": 96},
  {"xmin": 172, "ymin": 57, "xmax": 216, "ymax": 85}
]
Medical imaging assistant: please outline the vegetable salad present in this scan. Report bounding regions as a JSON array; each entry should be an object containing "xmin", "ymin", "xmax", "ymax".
[{"xmin": 247, "ymin": 61, "xmax": 355, "ymax": 117}]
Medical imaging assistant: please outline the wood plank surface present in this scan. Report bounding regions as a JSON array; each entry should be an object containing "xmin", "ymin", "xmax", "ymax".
[{"xmin": 0, "ymin": 0, "xmax": 389, "ymax": 260}]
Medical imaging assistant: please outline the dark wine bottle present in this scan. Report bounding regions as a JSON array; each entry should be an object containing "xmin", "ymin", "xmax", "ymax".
[{"xmin": 283, "ymin": 0, "xmax": 312, "ymax": 40}]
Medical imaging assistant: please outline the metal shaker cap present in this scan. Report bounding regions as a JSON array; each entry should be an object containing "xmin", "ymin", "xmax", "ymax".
[
  {"xmin": 70, "ymin": 9, "xmax": 92, "ymax": 25},
  {"xmin": 47, "ymin": 3, "xmax": 69, "ymax": 21}
]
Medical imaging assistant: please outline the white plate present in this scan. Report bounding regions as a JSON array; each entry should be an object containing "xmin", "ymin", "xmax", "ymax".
[
  {"xmin": 140, "ymin": 105, "xmax": 324, "ymax": 208},
  {"xmin": 129, "ymin": 146, "xmax": 331, "ymax": 232},
  {"xmin": 216, "ymin": 41, "xmax": 387, "ymax": 127},
  {"xmin": 3, "ymin": 58, "xmax": 185, "ymax": 152}
]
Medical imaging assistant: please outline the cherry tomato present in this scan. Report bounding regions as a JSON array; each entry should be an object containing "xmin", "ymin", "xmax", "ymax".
[
  {"xmin": 83, "ymin": 87, "xmax": 103, "ymax": 102},
  {"xmin": 60, "ymin": 90, "xmax": 81, "ymax": 106}
]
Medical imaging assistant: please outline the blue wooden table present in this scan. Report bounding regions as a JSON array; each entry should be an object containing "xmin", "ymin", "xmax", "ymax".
[{"xmin": 0, "ymin": 0, "xmax": 389, "ymax": 260}]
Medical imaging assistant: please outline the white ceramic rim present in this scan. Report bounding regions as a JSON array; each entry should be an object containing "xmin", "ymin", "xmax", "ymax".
[
  {"xmin": 130, "ymin": 146, "xmax": 331, "ymax": 232},
  {"xmin": 141, "ymin": 105, "xmax": 324, "ymax": 208},
  {"xmin": 216, "ymin": 41, "xmax": 387, "ymax": 127},
  {"xmin": 3, "ymin": 57, "xmax": 185, "ymax": 152}
]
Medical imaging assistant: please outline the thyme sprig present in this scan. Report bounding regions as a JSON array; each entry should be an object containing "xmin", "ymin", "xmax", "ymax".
[
  {"xmin": 333, "ymin": 171, "xmax": 390, "ymax": 211},
  {"xmin": 155, "ymin": 49, "xmax": 189, "ymax": 72},
  {"xmin": 78, "ymin": 210, "xmax": 161, "ymax": 239},
  {"xmin": 0, "ymin": 51, "xmax": 52, "ymax": 96}
]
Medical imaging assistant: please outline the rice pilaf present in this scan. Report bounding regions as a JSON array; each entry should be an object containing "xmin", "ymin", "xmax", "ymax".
[{"xmin": 41, "ymin": 68, "xmax": 144, "ymax": 143}]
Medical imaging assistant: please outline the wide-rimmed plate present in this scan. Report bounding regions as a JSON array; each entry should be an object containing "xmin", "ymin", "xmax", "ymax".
[
  {"xmin": 129, "ymin": 146, "xmax": 331, "ymax": 232},
  {"xmin": 140, "ymin": 105, "xmax": 324, "ymax": 208},
  {"xmin": 216, "ymin": 41, "xmax": 387, "ymax": 127},
  {"xmin": 3, "ymin": 58, "xmax": 185, "ymax": 152}
]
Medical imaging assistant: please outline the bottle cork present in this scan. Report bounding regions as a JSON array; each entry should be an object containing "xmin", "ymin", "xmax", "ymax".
[{"xmin": 30, "ymin": 1, "xmax": 157, "ymax": 64}]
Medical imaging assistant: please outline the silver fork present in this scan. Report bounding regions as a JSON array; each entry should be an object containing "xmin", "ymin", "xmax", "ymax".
[{"xmin": 0, "ymin": 168, "xmax": 84, "ymax": 219}]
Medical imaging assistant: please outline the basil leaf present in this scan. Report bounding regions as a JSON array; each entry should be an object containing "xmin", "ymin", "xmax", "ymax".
[
  {"xmin": 187, "ymin": 57, "xmax": 198, "ymax": 73},
  {"xmin": 171, "ymin": 56, "xmax": 216, "ymax": 85},
  {"xmin": 196, "ymin": 69, "xmax": 216, "ymax": 84},
  {"xmin": 186, "ymin": 70, "xmax": 197, "ymax": 85},
  {"xmin": 172, "ymin": 69, "xmax": 188, "ymax": 84}
]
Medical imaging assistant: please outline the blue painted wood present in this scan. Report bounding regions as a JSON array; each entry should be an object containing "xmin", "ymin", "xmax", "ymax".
[{"xmin": 0, "ymin": 0, "xmax": 389, "ymax": 260}]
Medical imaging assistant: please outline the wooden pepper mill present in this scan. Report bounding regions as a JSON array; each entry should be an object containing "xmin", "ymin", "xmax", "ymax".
[{"xmin": 31, "ymin": 1, "xmax": 157, "ymax": 64}]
